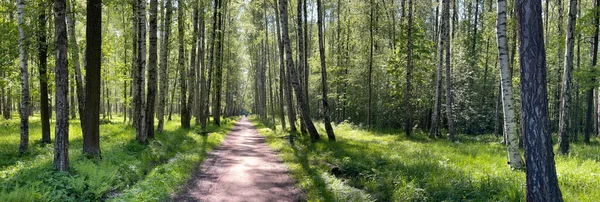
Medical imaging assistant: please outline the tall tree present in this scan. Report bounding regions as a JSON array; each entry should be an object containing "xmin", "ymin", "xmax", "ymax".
[
  {"xmin": 196, "ymin": 0, "xmax": 206, "ymax": 125},
  {"xmin": 368, "ymin": 0, "xmax": 374, "ymax": 129},
  {"xmin": 557, "ymin": 0, "xmax": 577, "ymax": 155},
  {"xmin": 82, "ymin": 0, "xmax": 103, "ymax": 157},
  {"xmin": 189, "ymin": 0, "xmax": 199, "ymax": 126},
  {"xmin": 404, "ymin": 0, "xmax": 413, "ymax": 137},
  {"xmin": 67, "ymin": 0, "xmax": 86, "ymax": 136},
  {"xmin": 587, "ymin": 0, "xmax": 600, "ymax": 144},
  {"xmin": 496, "ymin": 0, "xmax": 524, "ymax": 169},
  {"xmin": 517, "ymin": 0, "xmax": 563, "ymax": 200},
  {"xmin": 555, "ymin": 0, "xmax": 565, "ymax": 130},
  {"xmin": 178, "ymin": 0, "xmax": 190, "ymax": 128},
  {"xmin": 430, "ymin": 0, "xmax": 445, "ymax": 139},
  {"xmin": 275, "ymin": 0, "xmax": 294, "ymax": 131},
  {"xmin": 144, "ymin": 0, "xmax": 158, "ymax": 140},
  {"xmin": 444, "ymin": 0, "xmax": 455, "ymax": 141},
  {"xmin": 134, "ymin": 0, "xmax": 148, "ymax": 140},
  {"xmin": 214, "ymin": 0, "xmax": 224, "ymax": 125},
  {"xmin": 53, "ymin": 0, "xmax": 69, "ymax": 171},
  {"xmin": 17, "ymin": 0, "xmax": 29, "ymax": 154},
  {"xmin": 157, "ymin": 0, "xmax": 173, "ymax": 132},
  {"xmin": 279, "ymin": 0, "xmax": 320, "ymax": 142},
  {"xmin": 37, "ymin": 2, "xmax": 51, "ymax": 144},
  {"xmin": 317, "ymin": 0, "xmax": 335, "ymax": 141}
]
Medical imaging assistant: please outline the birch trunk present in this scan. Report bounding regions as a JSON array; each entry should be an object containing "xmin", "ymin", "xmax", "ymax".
[
  {"xmin": 496, "ymin": 0, "xmax": 524, "ymax": 169},
  {"xmin": 17, "ymin": 0, "xmax": 29, "ymax": 154},
  {"xmin": 558, "ymin": 0, "xmax": 577, "ymax": 155},
  {"xmin": 444, "ymin": 0, "xmax": 455, "ymax": 141},
  {"xmin": 135, "ymin": 0, "xmax": 148, "ymax": 141},
  {"xmin": 279, "ymin": 0, "xmax": 320, "ymax": 142},
  {"xmin": 317, "ymin": 0, "xmax": 335, "ymax": 141},
  {"xmin": 178, "ymin": 0, "xmax": 190, "ymax": 128},
  {"xmin": 53, "ymin": 0, "xmax": 69, "ymax": 171},
  {"xmin": 144, "ymin": 0, "xmax": 158, "ymax": 140},
  {"xmin": 158, "ymin": 0, "xmax": 173, "ymax": 132},
  {"xmin": 275, "ymin": 0, "xmax": 293, "ymax": 131},
  {"xmin": 430, "ymin": 1, "xmax": 444, "ymax": 139}
]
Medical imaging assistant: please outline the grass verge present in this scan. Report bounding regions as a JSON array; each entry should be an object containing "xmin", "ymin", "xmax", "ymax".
[
  {"xmin": 0, "ymin": 115, "xmax": 236, "ymax": 202},
  {"xmin": 251, "ymin": 118, "xmax": 600, "ymax": 202}
]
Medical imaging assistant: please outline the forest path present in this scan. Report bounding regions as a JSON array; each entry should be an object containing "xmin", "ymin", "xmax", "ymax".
[{"xmin": 170, "ymin": 117, "xmax": 302, "ymax": 202}]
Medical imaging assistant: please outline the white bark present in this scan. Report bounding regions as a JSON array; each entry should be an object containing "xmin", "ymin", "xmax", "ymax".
[
  {"xmin": 558, "ymin": 0, "xmax": 577, "ymax": 154},
  {"xmin": 496, "ymin": 0, "xmax": 524, "ymax": 169},
  {"xmin": 17, "ymin": 0, "xmax": 29, "ymax": 154}
]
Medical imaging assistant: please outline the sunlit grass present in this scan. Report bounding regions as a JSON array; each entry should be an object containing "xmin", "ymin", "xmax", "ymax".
[
  {"xmin": 0, "ymin": 114, "xmax": 236, "ymax": 202},
  {"xmin": 252, "ymin": 118, "xmax": 600, "ymax": 202}
]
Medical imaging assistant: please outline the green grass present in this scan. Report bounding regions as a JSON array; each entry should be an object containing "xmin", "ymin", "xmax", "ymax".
[
  {"xmin": 0, "ymin": 114, "xmax": 236, "ymax": 202},
  {"xmin": 252, "ymin": 119, "xmax": 600, "ymax": 202}
]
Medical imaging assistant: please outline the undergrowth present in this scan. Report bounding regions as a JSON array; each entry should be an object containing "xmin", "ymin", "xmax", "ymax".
[
  {"xmin": 252, "ymin": 118, "xmax": 600, "ymax": 202},
  {"xmin": 0, "ymin": 115, "xmax": 236, "ymax": 202}
]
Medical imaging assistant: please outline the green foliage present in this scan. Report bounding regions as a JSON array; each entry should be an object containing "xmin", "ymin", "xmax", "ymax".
[
  {"xmin": 254, "ymin": 119, "xmax": 600, "ymax": 202},
  {"xmin": 0, "ymin": 116, "xmax": 235, "ymax": 202}
]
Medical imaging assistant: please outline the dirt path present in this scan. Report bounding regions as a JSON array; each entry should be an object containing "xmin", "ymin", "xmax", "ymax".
[{"xmin": 171, "ymin": 117, "xmax": 302, "ymax": 202}]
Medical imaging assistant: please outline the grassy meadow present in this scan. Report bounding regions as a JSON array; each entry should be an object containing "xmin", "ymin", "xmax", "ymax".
[
  {"xmin": 252, "ymin": 119, "xmax": 600, "ymax": 202},
  {"xmin": 0, "ymin": 114, "xmax": 236, "ymax": 202}
]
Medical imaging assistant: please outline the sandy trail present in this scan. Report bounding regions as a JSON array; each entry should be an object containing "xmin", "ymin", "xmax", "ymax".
[{"xmin": 171, "ymin": 117, "xmax": 302, "ymax": 202}]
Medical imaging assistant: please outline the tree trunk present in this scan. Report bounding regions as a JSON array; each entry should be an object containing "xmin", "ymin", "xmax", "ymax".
[
  {"xmin": 197, "ymin": 0, "xmax": 206, "ymax": 125},
  {"xmin": 274, "ymin": 0, "xmax": 292, "ymax": 131},
  {"xmin": 135, "ymin": 0, "xmax": 148, "ymax": 141},
  {"xmin": 202, "ymin": 0, "xmax": 219, "ymax": 129},
  {"xmin": 169, "ymin": 66, "xmax": 179, "ymax": 121},
  {"xmin": 279, "ymin": 0, "xmax": 320, "ymax": 142},
  {"xmin": 368, "ymin": 0, "xmax": 374, "ymax": 129},
  {"xmin": 17, "ymin": 0, "xmax": 29, "ymax": 154},
  {"xmin": 214, "ymin": 0, "xmax": 224, "ymax": 126},
  {"xmin": 557, "ymin": 0, "xmax": 577, "ymax": 155},
  {"xmin": 144, "ymin": 0, "xmax": 158, "ymax": 140},
  {"xmin": 53, "ymin": 0, "xmax": 69, "ymax": 171},
  {"xmin": 157, "ymin": 0, "xmax": 172, "ymax": 132},
  {"xmin": 67, "ymin": 1, "xmax": 86, "ymax": 133},
  {"xmin": 496, "ymin": 0, "xmax": 524, "ymax": 169},
  {"xmin": 444, "ymin": 0, "xmax": 455, "ymax": 141},
  {"xmin": 404, "ymin": 0, "xmax": 413, "ymax": 137},
  {"xmin": 517, "ymin": 0, "xmax": 564, "ymax": 200},
  {"xmin": 586, "ymin": 0, "xmax": 600, "ymax": 144},
  {"xmin": 430, "ymin": 1, "xmax": 444, "ymax": 139},
  {"xmin": 82, "ymin": 0, "xmax": 103, "ymax": 158},
  {"xmin": 555, "ymin": 0, "xmax": 565, "ymax": 132},
  {"xmin": 317, "ymin": 0, "xmax": 336, "ymax": 141},
  {"xmin": 37, "ymin": 4, "xmax": 51, "ymax": 144},
  {"xmin": 189, "ymin": 0, "xmax": 199, "ymax": 126},
  {"xmin": 178, "ymin": 0, "xmax": 190, "ymax": 128}
]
